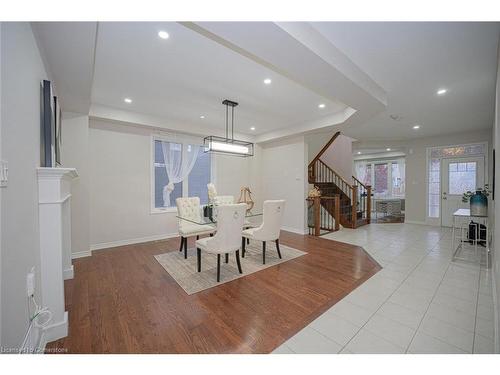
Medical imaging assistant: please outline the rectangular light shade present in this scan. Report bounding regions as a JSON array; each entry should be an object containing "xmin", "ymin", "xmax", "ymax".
[
  {"xmin": 203, "ymin": 136, "xmax": 254, "ymax": 157},
  {"xmin": 211, "ymin": 141, "xmax": 249, "ymax": 154}
]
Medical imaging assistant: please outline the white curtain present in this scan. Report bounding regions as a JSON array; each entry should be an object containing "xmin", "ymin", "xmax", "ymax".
[
  {"xmin": 355, "ymin": 160, "xmax": 368, "ymax": 185},
  {"xmin": 397, "ymin": 158, "xmax": 406, "ymax": 196},
  {"xmin": 161, "ymin": 142, "xmax": 200, "ymax": 207}
]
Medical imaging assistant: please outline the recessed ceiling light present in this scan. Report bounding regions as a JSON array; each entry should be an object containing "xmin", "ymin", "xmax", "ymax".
[
  {"xmin": 437, "ymin": 88, "xmax": 447, "ymax": 95},
  {"xmin": 318, "ymin": 103, "xmax": 326, "ymax": 109},
  {"xmin": 263, "ymin": 78, "xmax": 272, "ymax": 85},
  {"xmin": 413, "ymin": 124, "xmax": 420, "ymax": 129},
  {"xmin": 124, "ymin": 98, "xmax": 132, "ymax": 103},
  {"xmin": 158, "ymin": 31, "xmax": 169, "ymax": 39},
  {"xmin": 200, "ymin": 115, "xmax": 205, "ymax": 119},
  {"xmin": 357, "ymin": 151, "xmax": 362, "ymax": 155},
  {"xmin": 386, "ymin": 148, "xmax": 391, "ymax": 151},
  {"xmin": 250, "ymin": 127, "xmax": 256, "ymax": 131}
]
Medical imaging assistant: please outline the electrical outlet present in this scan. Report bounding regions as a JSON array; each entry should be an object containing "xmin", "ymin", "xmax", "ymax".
[{"xmin": 26, "ymin": 267, "xmax": 35, "ymax": 297}]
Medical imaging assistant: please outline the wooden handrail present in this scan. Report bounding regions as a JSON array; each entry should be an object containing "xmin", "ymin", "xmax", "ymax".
[
  {"xmin": 352, "ymin": 176, "xmax": 370, "ymax": 190},
  {"xmin": 308, "ymin": 131, "xmax": 341, "ymax": 170}
]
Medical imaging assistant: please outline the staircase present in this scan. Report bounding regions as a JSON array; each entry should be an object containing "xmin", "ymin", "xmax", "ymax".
[{"xmin": 307, "ymin": 132, "xmax": 371, "ymax": 231}]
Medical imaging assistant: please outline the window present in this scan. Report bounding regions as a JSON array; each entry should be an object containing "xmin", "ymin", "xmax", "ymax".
[
  {"xmin": 391, "ymin": 162, "xmax": 405, "ymax": 197},
  {"xmin": 354, "ymin": 158, "xmax": 405, "ymax": 198},
  {"xmin": 153, "ymin": 138, "xmax": 212, "ymax": 211},
  {"xmin": 374, "ymin": 163, "xmax": 388, "ymax": 197},
  {"xmin": 428, "ymin": 158, "xmax": 440, "ymax": 218},
  {"xmin": 188, "ymin": 146, "xmax": 211, "ymax": 204},
  {"xmin": 448, "ymin": 161, "xmax": 476, "ymax": 195}
]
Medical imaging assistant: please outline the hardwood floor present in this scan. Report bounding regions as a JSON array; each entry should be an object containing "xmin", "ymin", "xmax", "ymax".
[{"xmin": 46, "ymin": 231, "xmax": 380, "ymax": 353}]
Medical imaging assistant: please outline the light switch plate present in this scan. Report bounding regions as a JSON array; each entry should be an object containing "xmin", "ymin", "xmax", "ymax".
[{"xmin": 0, "ymin": 160, "xmax": 8, "ymax": 187}]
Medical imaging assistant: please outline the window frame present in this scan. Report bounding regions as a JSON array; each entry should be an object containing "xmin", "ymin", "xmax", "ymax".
[
  {"xmin": 425, "ymin": 141, "xmax": 488, "ymax": 225},
  {"xmin": 150, "ymin": 135, "xmax": 214, "ymax": 214},
  {"xmin": 354, "ymin": 158, "xmax": 406, "ymax": 199}
]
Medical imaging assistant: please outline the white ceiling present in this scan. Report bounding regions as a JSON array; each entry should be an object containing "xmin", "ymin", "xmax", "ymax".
[
  {"xmin": 32, "ymin": 22, "xmax": 500, "ymax": 143},
  {"xmin": 91, "ymin": 22, "xmax": 348, "ymax": 136},
  {"xmin": 312, "ymin": 22, "xmax": 500, "ymax": 140}
]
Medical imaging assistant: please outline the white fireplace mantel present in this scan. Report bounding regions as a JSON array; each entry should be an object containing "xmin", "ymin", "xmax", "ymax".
[{"xmin": 37, "ymin": 167, "xmax": 78, "ymax": 343}]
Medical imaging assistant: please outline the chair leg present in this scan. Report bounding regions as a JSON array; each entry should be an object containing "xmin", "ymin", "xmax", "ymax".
[
  {"xmin": 179, "ymin": 237, "xmax": 184, "ymax": 252},
  {"xmin": 236, "ymin": 250, "xmax": 243, "ymax": 274},
  {"xmin": 197, "ymin": 248, "xmax": 201, "ymax": 272},
  {"xmin": 275, "ymin": 239, "xmax": 282, "ymax": 259},
  {"xmin": 241, "ymin": 237, "xmax": 246, "ymax": 258},
  {"xmin": 247, "ymin": 238, "xmax": 250, "ymax": 245},
  {"xmin": 225, "ymin": 253, "xmax": 229, "ymax": 263},
  {"xmin": 262, "ymin": 241, "xmax": 266, "ymax": 265},
  {"xmin": 196, "ymin": 235, "xmax": 199, "ymax": 240},
  {"xmin": 184, "ymin": 237, "xmax": 188, "ymax": 259},
  {"xmin": 217, "ymin": 254, "xmax": 221, "ymax": 282}
]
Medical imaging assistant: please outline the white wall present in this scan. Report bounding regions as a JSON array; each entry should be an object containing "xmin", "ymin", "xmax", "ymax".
[
  {"xmin": 261, "ymin": 136, "xmax": 308, "ymax": 234},
  {"xmin": 88, "ymin": 118, "xmax": 257, "ymax": 249},
  {"xmin": 0, "ymin": 21, "xmax": 3, "ymax": 345},
  {"xmin": 492, "ymin": 40, "xmax": 500, "ymax": 353},
  {"xmin": 321, "ymin": 134, "xmax": 354, "ymax": 182},
  {"xmin": 0, "ymin": 23, "xmax": 48, "ymax": 348},
  {"xmin": 305, "ymin": 130, "xmax": 337, "ymax": 163},
  {"xmin": 404, "ymin": 130, "xmax": 491, "ymax": 224},
  {"xmin": 61, "ymin": 113, "xmax": 90, "ymax": 257}
]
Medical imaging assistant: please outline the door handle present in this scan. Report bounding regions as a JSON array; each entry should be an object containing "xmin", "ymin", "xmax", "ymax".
[{"xmin": 442, "ymin": 192, "xmax": 447, "ymax": 200}]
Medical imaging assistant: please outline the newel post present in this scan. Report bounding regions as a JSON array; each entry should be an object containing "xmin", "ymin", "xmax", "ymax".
[
  {"xmin": 366, "ymin": 186, "xmax": 372, "ymax": 224},
  {"xmin": 351, "ymin": 185, "xmax": 358, "ymax": 228},
  {"xmin": 313, "ymin": 196, "xmax": 321, "ymax": 236},
  {"xmin": 334, "ymin": 195, "xmax": 340, "ymax": 231}
]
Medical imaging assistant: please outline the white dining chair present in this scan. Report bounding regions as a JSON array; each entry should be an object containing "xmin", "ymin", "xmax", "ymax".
[
  {"xmin": 241, "ymin": 200, "xmax": 285, "ymax": 264},
  {"xmin": 195, "ymin": 203, "xmax": 247, "ymax": 282},
  {"xmin": 176, "ymin": 197, "xmax": 216, "ymax": 259},
  {"xmin": 215, "ymin": 195, "xmax": 254, "ymax": 238}
]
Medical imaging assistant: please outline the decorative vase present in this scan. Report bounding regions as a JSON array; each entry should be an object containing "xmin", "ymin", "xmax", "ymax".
[
  {"xmin": 470, "ymin": 190, "xmax": 488, "ymax": 216},
  {"xmin": 203, "ymin": 205, "xmax": 214, "ymax": 221}
]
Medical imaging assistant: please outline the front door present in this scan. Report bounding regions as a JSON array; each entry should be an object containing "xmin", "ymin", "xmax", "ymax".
[{"xmin": 441, "ymin": 156, "xmax": 485, "ymax": 227}]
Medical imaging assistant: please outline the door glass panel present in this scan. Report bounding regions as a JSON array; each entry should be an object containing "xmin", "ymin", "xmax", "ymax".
[{"xmin": 448, "ymin": 162, "xmax": 476, "ymax": 195}]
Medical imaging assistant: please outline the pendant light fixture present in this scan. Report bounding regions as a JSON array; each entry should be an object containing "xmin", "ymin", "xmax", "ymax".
[{"xmin": 203, "ymin": 99, "xmax": 254, "ymax": 157}]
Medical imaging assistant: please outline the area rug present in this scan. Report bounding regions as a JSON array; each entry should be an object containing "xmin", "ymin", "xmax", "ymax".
[{"xmin": 154, "ymin": 241, "xmax": 307, "ymax": 295}]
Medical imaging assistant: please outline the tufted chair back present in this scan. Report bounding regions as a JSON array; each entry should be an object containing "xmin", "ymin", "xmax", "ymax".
[
  {"xmin": 214, "ymin": 195, "xmax": 235, "ymax": 206},
  {"xmin": 204, "ymin": 204, "xmax": 246, "ymax": 254},
  {"xmin": 252, "ymin": 200, "xmax": 285, "ymax": 241},
  {"xmin": 176, "ymin": 197, "xmax": 202, "ymax": 230}
]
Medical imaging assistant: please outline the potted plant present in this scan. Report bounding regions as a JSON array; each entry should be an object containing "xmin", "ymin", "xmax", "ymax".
[{"xmin": 462, "ymin": 184, "xmax": 490, "ymax": 216}]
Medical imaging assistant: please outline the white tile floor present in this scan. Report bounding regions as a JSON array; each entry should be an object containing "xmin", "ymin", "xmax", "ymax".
[{"xmin": 273, "ymin": 223, "xmax": 496, "ymax": 354}]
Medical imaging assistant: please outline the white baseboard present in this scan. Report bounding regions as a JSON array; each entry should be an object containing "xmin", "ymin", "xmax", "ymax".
[
  {"xmin": 281, "ymin": 226, "xmax": 308, "ymax": 235},
  {"xmin": 493, "ymin": 266, "xmax": 499, "ymax": 353},
  {"xmin": 63, "ymin": 265, "xmax": 74, "ymax": 280},
  {"xmin": 90, "ymin": 233, "xmax": 179, "ymax": 252},
  {"xmin": 42, "ymin": 311, "xmax": 68, "ymax": 344},
  {"xmin": 72, "ymin": 250, "xmax": 92, "ymax": 259},
  {"xmin": 404, "ymin": 220, "xmax": 428, "ymax": 225}
]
